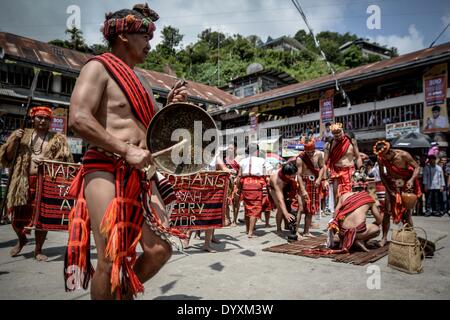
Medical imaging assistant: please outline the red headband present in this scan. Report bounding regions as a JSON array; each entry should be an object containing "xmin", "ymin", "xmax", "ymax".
[
  {"xmin": 102, "ymin": 14, "xmax": 156, "ymax": 40},
  {"xmin": 30, "ymin": 106, "xmax": 53, "ymax": 118},
  {"xmin": 373, "ymin": 140, "xmax": 390, "ymax": 157},
  {"xmin": 304, "ymin": 140, "xmax": 315, "ymax": 151}
]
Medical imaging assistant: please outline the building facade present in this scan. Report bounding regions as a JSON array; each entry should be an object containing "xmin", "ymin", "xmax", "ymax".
[{"xmin": 212, "ymin": 42, "xmax": 450, "ymax": 156}]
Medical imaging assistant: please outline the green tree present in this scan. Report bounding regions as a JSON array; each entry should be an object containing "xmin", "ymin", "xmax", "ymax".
[
  {"xmin": 160, "ymin": 26, "xmax": 184, "ymax": 54},
  {"xmin": 342, "ymin": 45, "xmax": 364, "ymax": 68},
  {"xmin": 65, "ymin": 27, "xmax": 88, "ymax": 52},
  {"xmin": 247, "ymin": 35, "xmax": 263, "ymax": 48},
  {"xmin": 48, "ymin": 39, "xmax": 70, "ymax": 49},
  {"xmin": 89, "ymin": 43, "xmax": 109, "ymax": 55},
  {"xmin": 198, "ymin": 29, "xmax": 227, "ymax": 49}
]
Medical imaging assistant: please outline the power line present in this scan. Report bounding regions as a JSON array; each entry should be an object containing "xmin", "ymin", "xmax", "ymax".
[
  {"xmin": 291, "ymin": 0, "xmax": 352, "ymax": 109},
  {"xmin": 429, "ymin": 20, "xmax": 450, "ymax": 48}
]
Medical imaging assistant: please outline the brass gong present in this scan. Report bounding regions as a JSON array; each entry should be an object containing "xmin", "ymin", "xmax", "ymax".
[{"xmin": 146, "ymin": 102, "xmax": 219, "ymax": 175}]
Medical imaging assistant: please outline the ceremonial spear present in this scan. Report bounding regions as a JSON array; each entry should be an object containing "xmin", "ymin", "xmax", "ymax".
[{"xmin": 0, "ymin": 67, "xmax": 41, "ymax": 220}]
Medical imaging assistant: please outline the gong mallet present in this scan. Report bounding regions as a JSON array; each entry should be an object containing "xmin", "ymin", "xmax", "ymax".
[{"xmin": 143, "ymin": 138, "xmax": 188, "ymax": 179}]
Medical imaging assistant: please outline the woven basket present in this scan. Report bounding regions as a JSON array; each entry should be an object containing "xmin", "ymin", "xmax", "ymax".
[{"xmin": 388, "ymin": 224, "xmax": 426, "ymax": 274}]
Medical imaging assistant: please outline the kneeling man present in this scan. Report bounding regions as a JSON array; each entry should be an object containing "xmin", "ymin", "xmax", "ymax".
[{"xmin": 328, "ymin": 176, "xmax": 383, "ymax": 252}]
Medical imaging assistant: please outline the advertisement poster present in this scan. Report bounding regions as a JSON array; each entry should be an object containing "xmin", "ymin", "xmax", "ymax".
[
  {"xmin": 319, "ymin": 89, "xmax": 335, "ymax": 136},
  {"xmin": 423, "ymin": 63, "xmax": 449, "ymax": 133},
  {"xmin": 386, "ymin": 120, "xmax": 420, "ymax": 139},
  {"xmin": 49, "ymin": 107, "xmax": 68, "ymax": 134}
]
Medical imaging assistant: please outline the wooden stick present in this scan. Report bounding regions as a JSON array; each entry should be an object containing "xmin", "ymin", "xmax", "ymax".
[{"xmin": 152, "ymin": 138, "xmax": 188, "ymax": 158}]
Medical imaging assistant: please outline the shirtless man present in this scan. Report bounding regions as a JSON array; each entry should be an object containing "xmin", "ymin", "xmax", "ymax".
[
  {"xmin": 65, "ymin": 4, "xmax": 188, "ymax": 299},
  {"xmin": 373, "ymin": 141, "xmax": 421, "ymax": 247},
  {"xmin": 269, "ymin": 161, "xmax": 298, "ymax": 236},
  {"xmin": 324, "ymin": 123, "xmax": 362, "ymax": 204},
  {"xmin": 296, "ymin": 139, "xmax": 327, "ymax": 238},
  {"xmin": 329, "ymin": 180, "xmax": 383, "ymax": 252}
]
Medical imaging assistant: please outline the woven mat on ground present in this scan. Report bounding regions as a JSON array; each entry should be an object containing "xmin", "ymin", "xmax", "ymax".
[{"xmin": 262, "ymin": 235, "xmax": 389, "ymax": 266}]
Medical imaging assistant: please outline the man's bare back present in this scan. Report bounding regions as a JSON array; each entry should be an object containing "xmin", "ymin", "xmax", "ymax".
[{"xmin": 339, "ymin": 192, "xmax": 370, "ymax": 229}]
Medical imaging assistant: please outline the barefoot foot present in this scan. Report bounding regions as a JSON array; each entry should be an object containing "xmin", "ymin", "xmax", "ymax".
[
  {"xmin": 354, "ymin": 240, "xmax": 370, "ymax": 252},
  {"xmin": 34, "ymin": 252, "xmax": 48, "ymax": 262},
  {"xmin": 10, "ymin": 238, "xmax": 28, "ymax": 257},
  {"xmin": 202, "ymin": 246, "xmax": 217, "ymax": 253},
  {"xmin": 302, "ymin": 232, "xmax": 316, "ymax": 238},
  {"xmin": 377, "ymin": 238, "xmax": 388, "ymax": 247}
]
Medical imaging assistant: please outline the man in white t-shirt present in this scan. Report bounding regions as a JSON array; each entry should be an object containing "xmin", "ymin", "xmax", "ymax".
[{"xmin": 237, "ymin": 143, "xmax": 271, "ymax": 238}]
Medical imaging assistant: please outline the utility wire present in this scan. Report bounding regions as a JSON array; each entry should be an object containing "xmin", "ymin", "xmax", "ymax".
[
  {"xmin": 291, "ymin": 0, "xmax": 352, "ymax": 109},
  {"xmin": 429, "ymin": 20, "xmax": 450, "ymax": 48}
]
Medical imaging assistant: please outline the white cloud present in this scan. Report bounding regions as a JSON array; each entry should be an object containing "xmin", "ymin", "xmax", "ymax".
[{"xmin": 367, "ymin": 24, "xmax": 425, "ymax": 55}]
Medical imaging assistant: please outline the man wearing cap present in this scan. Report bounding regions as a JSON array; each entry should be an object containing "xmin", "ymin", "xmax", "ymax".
[
  {"xmin": 373, "ymin": 141, "xmax": 421, "ymax": 247},
  {"xmin": 0, "ymin": 106, "xmax": 73, "ymax": 261},
  {"xmin": 295, "ymin": 138, "xmax": 326, "ymax": 238},
  {"xmin": 66, "ymin": 3, "xmax": 188, "ymax": 299},
  {"xmin": 324, "ymin": 123, "xmax": 363, "ymax": 204}
]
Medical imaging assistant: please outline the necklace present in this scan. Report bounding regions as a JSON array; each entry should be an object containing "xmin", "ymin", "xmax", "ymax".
[{"xmin": 30, "ymin": 130, "xmax": 48, "ymax": 156}]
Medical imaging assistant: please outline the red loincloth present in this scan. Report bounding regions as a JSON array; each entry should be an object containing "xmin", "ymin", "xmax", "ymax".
[
  {"xmin": 378, "ymin": 157, "xmax": 422, "ymax": 224},
  {"xmin": 11, "ymin": 175, "xmax": 37, "ymax": 236},
  {"xmin": 301, "ymin": 176, "xmax": 320, "ymax": 215},
  {"xmin": 326, "ymin": 136, "xmax": 355, "ymax": 196},
  {"xmin": 240, "ymin": 176, "xmax": 265, "ymax": 218},
  {"xmin": 65, "ymin": 149, "xmax": 185, "ymax": 298},
  {"xmin": 332, "ymin": 166, "xmax": 355, "ymax": 197},
  {"xmin": 64, "ymin": 53, "xmax": 181, "ymax": 298}
]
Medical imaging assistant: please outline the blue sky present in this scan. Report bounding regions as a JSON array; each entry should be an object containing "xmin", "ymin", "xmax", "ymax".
[{"xmin": 0, "ymin": 0, "xmax": 449, "ymax": 54}]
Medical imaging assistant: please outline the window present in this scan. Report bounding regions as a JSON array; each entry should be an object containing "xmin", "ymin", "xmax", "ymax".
[
  {"xmin": 234, "ymin": 88, "xmax": 242, "ymax": 97},
  {"xmin": 243, "ymin": 86, "xmax": 255, "ymax": 97}
]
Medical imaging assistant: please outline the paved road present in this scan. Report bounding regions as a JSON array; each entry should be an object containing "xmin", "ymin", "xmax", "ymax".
[{"xmin": 0, "ymin": 214, "xmax": 449, "ymax": 300}]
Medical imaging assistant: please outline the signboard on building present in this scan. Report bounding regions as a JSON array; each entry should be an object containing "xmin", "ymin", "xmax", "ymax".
[
  {"xmin": 49, "ymin": 107, "xmax": 68, "ymax": 135},
  {"xmin": 386, "ymin": 120, "xmax": 420, "ymax": 139},
  {"xmin": 67, "ymin": 137, "xmax": 84, "ymax": 154},
  {"xmin": 282, "ymin": 137, "xmax": 302, "ymax": 158},
  {"xmin": 423, "ymin": 63, "xmax": 449, "ymax": 133},
  {"xmin": 319, "ymin": 89, "xmax": 335, "ymax": 136}
]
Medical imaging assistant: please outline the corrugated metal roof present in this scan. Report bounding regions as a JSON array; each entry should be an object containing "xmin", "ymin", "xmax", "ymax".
[
  {"xmin": 213, "ymin": 41, "xmax": 450, "ymax": 114},
  {"xmin": 0, "ymin": 32, "xmax": 238, "ymax": 106}
]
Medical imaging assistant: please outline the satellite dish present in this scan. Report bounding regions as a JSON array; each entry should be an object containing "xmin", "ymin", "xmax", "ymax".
[{"xmin": 246, "ymin": 63, "xmax": 264, "ymax": 75}]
